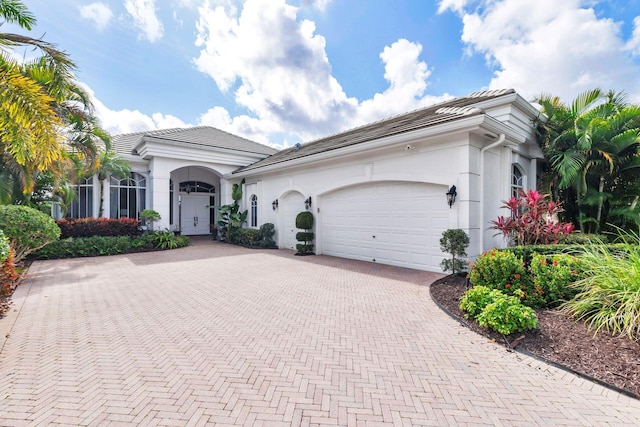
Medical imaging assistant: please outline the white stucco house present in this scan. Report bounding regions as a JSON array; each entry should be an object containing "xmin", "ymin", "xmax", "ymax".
[{"xmin": 66, "ymin": 89, "xmax": 544, "ymax": 272}]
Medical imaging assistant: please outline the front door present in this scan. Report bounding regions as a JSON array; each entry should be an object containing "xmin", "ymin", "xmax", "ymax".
[{"xmin": 181, "ymin": 194, "xmax": 211, "ymax": 235}]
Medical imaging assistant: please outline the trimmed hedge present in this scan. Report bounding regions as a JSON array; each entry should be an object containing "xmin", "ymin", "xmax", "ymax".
[
  {"xmin": 56, "ymin": 217, "xmax": 141, "ymax": 238},
  {"xmin": 32, "ymin": 232, "xmax": 190, "ymax": 259},
  {"xmin": 0, "ymin": 205, "xmax": 61, "ymax": 261}
]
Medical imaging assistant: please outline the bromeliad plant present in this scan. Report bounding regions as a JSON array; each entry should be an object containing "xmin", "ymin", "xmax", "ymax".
[{"xmin": 492, "ymin": 189, "xmax": 574, "ymax": 246}]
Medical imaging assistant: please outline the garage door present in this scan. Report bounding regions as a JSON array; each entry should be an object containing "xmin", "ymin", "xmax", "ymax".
[
  {"xmin": 281, "ymin": 192, "xmax": 305, "ymax": 250},
  {"xmin": 321, "ymin": 182, "xmax": 449, "ymax": 271}
]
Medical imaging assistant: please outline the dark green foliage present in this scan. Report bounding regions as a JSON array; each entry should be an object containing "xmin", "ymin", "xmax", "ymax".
[
  {"xmin": 0, "ymin": 204, "xmax": 60, "ymax": 261},
  {"xmin": 233, "ymin": 228, "xmax": 262, "ymax": 246},
  {"xmin": 216, "ymin": 179, "xmax": 247, "ymax": 241},
  {"xmin": 439, "ymin": 229, "xmax": 469, "ymax": 274},
  {"xmin": 295, "ymin": 211, "xmax": 314, "ymax": 255},
  {"xmin": 32, "ymin": 232, "xmax": 190, "ymax": 259},
  {"xmin": 34, "ymin": 236, "xmax": 133, "ymax": 259},
  {"xmin": 139, "ymin": 209, "xmax": 161, "ymax": 231},
  {"xmin": 295, "ymin": 211, "xmax": 314, "ymax": 229},
  {"xmin": 296, "ymin": 232, "xmax": 314, "ymax": 242},
  {"xmin": 56, "ymin": 217, "xmax": 141, "ymax": 238},
  {"xmin": 460, "ymin": 286, "xmax": 539, "ymax": 335},
  {"xmin": 259, "ymin": 223, "xmax": 276, "ymax": 248}
]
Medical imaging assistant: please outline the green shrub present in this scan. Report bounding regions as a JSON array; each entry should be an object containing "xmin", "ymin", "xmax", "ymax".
[
  {"xmin": 295, "ymin": 211, "xmax": 314, "ymax": 255},
  {"xmin": 530, "ymin": 254, "xmax": 583, "ymax": 308},
  {"xmin": 563, "ymin": 233, "xmax": 609, "ymax": 245},
  {"xmin": 259, "ymin": 223, "xmax": 276, "ymax": 248},
  {"xmin": 233, "ymin": 228, "xmax": 262, "ymax": 246},
  {"xmin": 469, "ymin": 249, "xmax": 531, "ymax": 298},
  {"xmin": 476, "ymin": 292, "xmax": 539, "ymax": 335},
  {"xmin": 140, "ymin": 209, "xmax": 161, "ymax": 231},
  {"xmin": 0, "ymin": 230, "xmax": 9, "ymax": 264},
  {"xmin": 295, "ymin": 211, "xmax": 314, "ymax": 229},
  {"xmin": 440, "ymin": 229, "xmax": 469, "ymax": 275},
  {"xmin": 0, "ymin": 205, "xmax": 61, "ymax": 261},
  {"xmin": 33, "ymin": 232, "xmax": 190, "ymax": 259},
  {"xmin": 561, "ymin": 235, "xmax": 640, "ymax": 339},
  {"xmin": 459, "ymin": 286, "xmax": 503, "ymax": 319},
  {"xmin": 33, "ymin": 236, "xmax": 133, "ymax": 259},
  {"xmin": 147, "ymin": 230, "xmax": 190, "ymax": 250}
]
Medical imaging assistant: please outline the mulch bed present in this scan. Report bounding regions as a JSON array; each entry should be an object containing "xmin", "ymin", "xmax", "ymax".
[{"xmin": 430, "ymin": 274, "xmax": 640, "ymax": 399}]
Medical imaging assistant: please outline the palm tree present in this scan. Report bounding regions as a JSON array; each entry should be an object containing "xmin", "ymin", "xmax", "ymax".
[
  {"xmin": 1, "ymin": 0, "xmax": 104, "ymax": 198},
  {"xmin": 96, "ymin": 149, "xmax": 130, "ymax": 217},
  {"xmin": 535, "ymin": 89, "xmax": 640, "ymax": 233}
]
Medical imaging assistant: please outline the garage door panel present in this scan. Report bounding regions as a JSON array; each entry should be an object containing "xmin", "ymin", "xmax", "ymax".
[{"xmin": 321, "ymin": 182, "xmax": 448, "ymax": 271}]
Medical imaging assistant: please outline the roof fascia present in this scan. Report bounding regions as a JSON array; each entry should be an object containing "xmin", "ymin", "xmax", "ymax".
[
  {"xmin": 232, "ymin": 114, "xmax": 524, "ymax": 178},
  {"xmin": 135, "ymin": 137, "xmax": 273, "ymax": 160}
]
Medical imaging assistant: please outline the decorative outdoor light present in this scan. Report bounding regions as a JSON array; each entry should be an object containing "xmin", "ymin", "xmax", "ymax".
[
  {"xmin": 446, "ymin": 185, "xmax": 457, "ymax": 208},
  {"xmin": 272, "ymin": 199, "xmax": 279, "ymax": 210},
  {"xmin": 304, "ymin": 196, "xmax": 312, "ymax": 210}
]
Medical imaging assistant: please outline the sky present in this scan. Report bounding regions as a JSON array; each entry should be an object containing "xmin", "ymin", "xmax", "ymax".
[{"xmin": 5, "ymin": 0, "xmax": 640, "ymax": 148}]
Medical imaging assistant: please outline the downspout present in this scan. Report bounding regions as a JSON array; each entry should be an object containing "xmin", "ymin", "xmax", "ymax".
[{"xmin": 479, "ymin": 133, "xmax": 506, "ymax": 252}]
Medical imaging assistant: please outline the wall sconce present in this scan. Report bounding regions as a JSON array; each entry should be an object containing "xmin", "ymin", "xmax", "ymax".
[
  {"xmin": 272, "ymin": 199, "xmax": 278, "ymax": 210},
  {"xmin": 446, "ymin": 185, "xmax": 457, "ymax": 209},
  {"xmin": 304, "ymin": 196, "xmax": 312, "ymax": 210}
]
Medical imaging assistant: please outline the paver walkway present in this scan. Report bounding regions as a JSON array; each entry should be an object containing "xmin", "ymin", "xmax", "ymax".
[{"xmin": 0, "ymin": 241, "xmax": 639, "ymax": 426}]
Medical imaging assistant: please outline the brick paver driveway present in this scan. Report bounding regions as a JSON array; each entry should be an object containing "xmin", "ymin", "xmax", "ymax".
[{"xmin": 1, "ymin": 241, "xmax": 639, "ymax": 426}]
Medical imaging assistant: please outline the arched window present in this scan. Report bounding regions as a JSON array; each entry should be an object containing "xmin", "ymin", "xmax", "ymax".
[
  {"xmin": 250, "ymin": 195, "xmax": 258, "ymax": 227},
  {"xmin": 179, "ymin": 181, "xmax": 215, "ymax": 194},
  {"xmin": 512, "ymin": 165, "xmax": 524, "ymax": 198},
  {"xmin": 109, "ymin": 172, "xmax": 146, "ymax": 219}
]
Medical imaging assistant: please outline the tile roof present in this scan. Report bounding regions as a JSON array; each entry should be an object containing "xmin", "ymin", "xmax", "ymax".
[
  {"xmin": 111, "ymin": 126, "xmax": 277, "ymax": 156},
  {"xmin": 235, "ymin": 89, "xmax": 516, "ymax": 173}
]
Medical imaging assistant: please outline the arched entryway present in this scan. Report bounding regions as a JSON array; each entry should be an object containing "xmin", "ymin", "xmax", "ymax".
[{"xmin": 171, "ymin": 167, "xmax": 219, "ymax": 235}]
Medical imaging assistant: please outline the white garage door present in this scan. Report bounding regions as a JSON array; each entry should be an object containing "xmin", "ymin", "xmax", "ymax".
[
  {"xmin": 321, "ymin": 182, "xmax": 449, "ymax": 271},
  {"xmin": 281, "ymin": 192, "xmax": 305, "ymax": 250}
]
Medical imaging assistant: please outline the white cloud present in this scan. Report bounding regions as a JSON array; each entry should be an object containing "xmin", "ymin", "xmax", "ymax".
[
  {"xmin": 626, "ymin": 16, "xmax": 640, "ymax": 57},
  {"xmin": 358, "ymin": 39, "xmax": 451, "ymax": 124},
  {"xmin": 437, "ymin": 0, "xmax": 469, "ymax": 14},
  {"xmin": 193, "ymin": 0, "xmax": 449, "ymax": 144},
  {"xmin": 443, "ymin": 0, "xmax": 640, "ymax": 102},
  {"xmin": 301, "ymin": 0, "xmax": 332, "ymax": 12},
  {"xmin": 79, "ymin": 2, "xmax": 113, "ymax": 31},
  {"xmin": 125, "ymin": 0, "xmax": 164, "ymax": 43}
]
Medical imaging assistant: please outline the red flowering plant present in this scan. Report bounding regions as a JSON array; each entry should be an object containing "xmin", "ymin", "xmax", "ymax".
[{"xmin": 492, "ymin": 190, "xmax": 574, "ymax": 246}]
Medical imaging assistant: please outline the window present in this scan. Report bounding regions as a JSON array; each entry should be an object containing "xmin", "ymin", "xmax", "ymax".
[
  {"xmin": 512, "ymin": 165, "xmax": 524, "ymax": 198},
  {"xmin": 250, "ymin": 195, "xmax": 258, "ymax": 227},
  {"xmin": 179, "ymin": 181, "xmax": 215, "ymax": 193},
  {"xmin": 68, "ymin": 176, "xmax": 94, "ymax": 218},
  {"xmin": 109, "ymin": 173, "xmax": 146, "ymax": 219},
  {"xmin": 169, "ymin": 180, "xmax": 174, "ymax": 225}
]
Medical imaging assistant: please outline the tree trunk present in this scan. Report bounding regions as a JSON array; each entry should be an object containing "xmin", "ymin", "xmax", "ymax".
[
  {"xmin": 98, "ymin": 177, "xmax": 105, "ymax": 217},
  {"xmin": 595, "ymin": 175, "xmax": 605, "ymax": 233}
]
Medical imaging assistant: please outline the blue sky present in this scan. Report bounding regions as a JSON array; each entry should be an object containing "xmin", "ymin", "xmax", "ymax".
[{"xmin": 6, "ymin": 0, "xmax": 640, "ymax": 147}]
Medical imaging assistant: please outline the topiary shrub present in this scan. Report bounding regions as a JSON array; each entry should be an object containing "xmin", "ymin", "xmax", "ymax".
[
  {"xmin": 295, "ymin": 211, "xmax": 314, "ymax": 255},
  {"xmin": 259, "ymin": 223, "xmax": 276, "ymax": 248},
  {"xmin": 0, "ymin": 205, "xmax": 61, "ymax": 262},
  {"xmin": 440, "ymin": 229, "xmax": 469, "ymax": 275}
]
